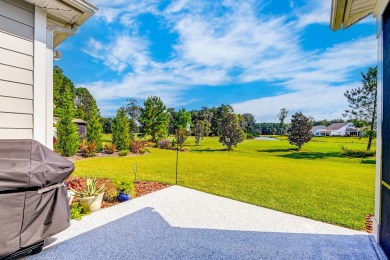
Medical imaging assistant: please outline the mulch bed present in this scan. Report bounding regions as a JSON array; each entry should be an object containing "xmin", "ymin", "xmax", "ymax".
[
  {"xmin": 134, "ymin": 181, "xmax": 171, "ymax": 197},
  {"xmin": 365, "ymin": 214, "xmax": 374, "ymax": 233},
  {"xmin": 66, "ymin": 151, "xmax": 149, "ymax": 163},
  {"xmin": 66, "ymin": 177, "xmax": 171, "ymax": 208}
]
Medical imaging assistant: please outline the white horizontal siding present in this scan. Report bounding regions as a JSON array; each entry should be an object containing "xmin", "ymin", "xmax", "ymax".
[
  {"xmin": 0, "ymin": 0, "xmax": 34, "ymax": 26},
  {"xmin": 0, "ymin": 48, "xmax": 33, "ymax": 70},
  {"xmin": 0, "ymin": 112, "xmax": 32, "ymax": 128},
  {"xmin": 2, "ymin": 0, "xmax": 34, "ymax": 13},
  {"xmin": 0, "ymin": 96, "xmax": 32, "ymax": 114},
  {"xmin": 0, "ymin": 15, "xmax": 33, "ymax": 41},
  {"xmin": 0, "ymin": 0, "xmax": 34, "ymax": 141},
  {"xmin": 0, "ymin": 129, "xmax": 32, "ymax": 139},
  {"xmin": 0, "ymin": 80, "xmax": 32, "ymax": 99},
  {"xmin": 0, "ymin": 31, "xmax": 33, "ymax": 55},
  {"xmin": 0, "ymin": 64, "xmax": 33, "ymax": 85}
]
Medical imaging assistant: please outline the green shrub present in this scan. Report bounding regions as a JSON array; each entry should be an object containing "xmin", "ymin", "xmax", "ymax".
[
  {"xmin": 104, "ymin": 143, "xmax": 116, "ymax": 154},
  {"xmin": 56, "ymin": 87, "xmax": 79, "ymax": 157},
  {"xmin": 119, "ymin": 150, "xmax": 129, "ymax": 156},
  {"xmin": 116, "ymin": 180, "xmax": 133, "ymax": 194},
  {"xmin": 361, "ymin": 159, "xmax": 376, "ymax": 164},
  {"xmin": 70, "ymin": 202, "xmax": 89, "ymax": 220},
  {"xmin": 86, "ymin": 112, "xmax": 103, "ymax": 151},
  {"xmin": 140, "ymin": 148, "xmax": 149, "ymax": 154},
  {"xmin": 246, "ymin": 133, "xmax": 255, "ymax": 139},
  {"xmin": 181, "ymin": 147, "xmax": 190, "ymax": 152},
  {"xmin": 112, "ymin": 107, "xmax": 130, "ymax": 150},
  {"xmin": 342, "ymin": 149, "xmax": 376, "ymax": 158}
]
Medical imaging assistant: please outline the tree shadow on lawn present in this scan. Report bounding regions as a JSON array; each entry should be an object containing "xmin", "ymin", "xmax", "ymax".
[
  {"xmin": 258, "ymin": 148, "xmax": 344, "ymax": 160},
  {"xmin": 280, "ymin": 151, "xmax": 344, "ymax": 160},
  {"xmin": 258, "ymin": 148, "xmax": 298, "ymax": 153},
  {"xmin": 192, "ymin": 148, "xmax": 229, "ymax": 153}
]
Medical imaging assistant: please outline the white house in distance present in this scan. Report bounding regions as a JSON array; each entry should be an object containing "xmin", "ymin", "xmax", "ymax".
[
  {"xmin": 311, "ymin": 125, "xmax": 326, "ymax": 136},
  {"xmin": 311, "ymin": 122, "xmax": 363, "ymax": 136},
  {"xmin": 331, "ymin": 0, "xmax": 390, "ymax": 254},
  {"xmin": 0, "ymin": 0, "xmax": 97, "ymax": 149}
]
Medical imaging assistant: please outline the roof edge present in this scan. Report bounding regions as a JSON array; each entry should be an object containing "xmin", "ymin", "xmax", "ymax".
[{"xmin": 68, "ymin": 0, "xmax": 98, "ymax": 14}]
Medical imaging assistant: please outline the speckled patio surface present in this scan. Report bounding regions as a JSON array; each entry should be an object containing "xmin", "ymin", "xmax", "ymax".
[{"xmin": 29, "ymin": 186, "xmax": 386, "ymax": 259}]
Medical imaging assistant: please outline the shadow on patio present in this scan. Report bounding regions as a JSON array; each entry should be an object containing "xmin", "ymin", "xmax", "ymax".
[{"xmin": 30, "ymin": 207, "xmax": 382, "ymax": 259}]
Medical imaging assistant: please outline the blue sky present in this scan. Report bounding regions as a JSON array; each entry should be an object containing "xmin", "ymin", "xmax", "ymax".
[{"xmin": 55, "ymin": 0, "xmax": 377, "ymax": 122}]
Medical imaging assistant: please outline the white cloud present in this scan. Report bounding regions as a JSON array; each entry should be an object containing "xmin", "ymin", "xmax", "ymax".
[
  {"xmin": 79, "ymin": 0, "xmax": 377, "ymax": 119},
  {"xmin": 294, "ymin": 0, "xmax": 331, "ymax": 28},
  {"xmin": 232, "ymin": 36, "xmax": 376, "ymax": 122},
  {"xmin": 232, "ymin": 84, "xmax": 353, "ymax": 122},
  {"xmin": 83, "ymin": 34, "xmax": 151, "ymax": 72}
]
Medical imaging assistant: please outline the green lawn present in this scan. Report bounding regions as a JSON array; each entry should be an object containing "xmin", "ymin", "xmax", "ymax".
[{"xmin": 73, "ymin": 136, "xmax": 375, "ymax": 230}]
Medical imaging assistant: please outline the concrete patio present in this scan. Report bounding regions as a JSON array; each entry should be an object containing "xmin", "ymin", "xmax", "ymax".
[{"xmin": 29, "ymin": 186, "xmax": 386, "ymax": 259}]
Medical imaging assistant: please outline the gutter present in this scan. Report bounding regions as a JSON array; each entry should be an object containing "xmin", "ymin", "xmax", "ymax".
[{"xmin": 47, "ymin": 25, "xmax": 79, "ymax": 60}]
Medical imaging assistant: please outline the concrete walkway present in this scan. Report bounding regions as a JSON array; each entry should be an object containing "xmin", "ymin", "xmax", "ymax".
[{"xmin": 29, "ymin": 186, "xmax": 386, "ymax": 259}]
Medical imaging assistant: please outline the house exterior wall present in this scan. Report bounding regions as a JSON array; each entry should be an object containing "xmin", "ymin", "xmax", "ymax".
[
  {"xmin": 0, "ymin": 0, "xmax": 34, "ymax": 139},
  {"xmin": 330, "ymin": 123, "xmax": 353, "ymax": 136},
  {"xmin": 0, "ymin": 0, "xmax": 53, "ymax": 149}
]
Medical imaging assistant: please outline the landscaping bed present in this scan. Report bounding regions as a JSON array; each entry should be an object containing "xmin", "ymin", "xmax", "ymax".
[{"xmin": 66, "ymin": 177, "xmax": 171, "ymax": 218}]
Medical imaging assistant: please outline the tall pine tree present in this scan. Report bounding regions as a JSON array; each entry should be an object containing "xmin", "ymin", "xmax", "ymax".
[
  {"xmin": 112, "ymin": 107, "xmax": 130, "ymax": 150},
  {"xmin": 56, "ymin": 86, "xmax": 79, "ymax": 156},
  {"xmin": 86, "ymin": 108, "xmax": 103, "ymax": 151},
  {"xmin": 139, "ymin": 96, "xmax": 169, "ymax": 145}
]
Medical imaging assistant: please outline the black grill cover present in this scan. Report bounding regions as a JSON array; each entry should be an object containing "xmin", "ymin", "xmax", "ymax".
[{"xmin": 0, "ymin": 140, "xmax": 74, "ymax": 257}]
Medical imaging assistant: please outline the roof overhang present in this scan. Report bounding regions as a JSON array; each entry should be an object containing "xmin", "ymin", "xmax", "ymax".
[
  {"xmin": 23, "ymin": 0, "xmax": 98, "ymax": 47},
  {"xmin": 330, "ymin": 0, "xmax": 380, "ymax": 30}
]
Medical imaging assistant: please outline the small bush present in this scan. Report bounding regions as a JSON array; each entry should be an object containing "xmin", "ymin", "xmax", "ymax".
[
  {"xmin": 140, "ymin": 148, "xmax": 150, "ymax": 154},
  {"xmin": 160, "ymin": 139, "xmax": 171, "ymax": 149},
  {"xmin": 130, "ymin": 141, "xmax": 145, "ymax": 154},
  {"xmin": 246, "ymin": 133, "xmax": 255, "ymax": 139},
  {"xmin": 119, "ymin": 150, "xmax": 129, "ymax": 156},
  {"xmin": 104, "ymin": 143, "xmax": 117, "ymax": 154},
  {"xmin": 116, "ymin": 180, "xmax": 133, "ymax": 194},
  {"xmin": 70, "ymin": 202, "xmax": 89, "ymax": 220},
  {"xmin": 362, "ymin": 159, "xmax": 376, "ymax": 164},
  {"xmin": 181, "ymin": 147, "xmax": 190, "ymax": 152},
  {"xmin": 80, "ymin": 140, "xmax": 97, "ymax": 157},
  {"xmin": 342, "ymin": 149, "xmax": 376, "ymax": 158},
  {"xmin": 171, "ymin": 139, "xmax": 176, "ymax": 148},
  {"xmin": 104, "ymin": 186, "xmax": 118, "ymax": 202}
]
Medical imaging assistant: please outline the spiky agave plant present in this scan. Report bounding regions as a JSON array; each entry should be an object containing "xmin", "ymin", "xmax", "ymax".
[{"xmin": 71, "ymin": 176, "xmax": 108, "ymax": 198}]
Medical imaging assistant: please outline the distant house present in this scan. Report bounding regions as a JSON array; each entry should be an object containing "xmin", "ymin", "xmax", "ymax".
[
  {"xmin": 311, "ymin": 125, "xmax": 326, "ymax": 136},
  {"xmin": 312, "ymin": 122, "xmax": 358, "ymax": 137},
  {"xmin": 345, "ymin": 126, "xmax": 364, "ymax": 137}
]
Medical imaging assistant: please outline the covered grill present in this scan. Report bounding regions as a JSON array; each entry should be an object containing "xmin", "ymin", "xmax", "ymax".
[{"xmin": 0, "ymin": 140, "xmax": 74, "ymax": 258}]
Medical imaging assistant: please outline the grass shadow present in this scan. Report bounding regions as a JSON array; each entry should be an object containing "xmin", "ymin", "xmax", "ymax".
[
  {"xmin": 192, "ymin": 148, "xmax": 229, "ymax": 153},
  {"xmin": 280, "ymin": 151, "xmax": 344, "ymax": 160},
  {"xmin": 258, "ymin": 148, "xmax": 298, "ymax": 153}
]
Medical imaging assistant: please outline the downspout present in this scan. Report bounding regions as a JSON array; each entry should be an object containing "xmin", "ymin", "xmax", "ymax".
[{"xmin": 46, "ymin": 25, "xmax": 79, "ymax": 60}]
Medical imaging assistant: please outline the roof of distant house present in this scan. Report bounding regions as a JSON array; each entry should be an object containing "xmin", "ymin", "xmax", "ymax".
[
  {"xmin": 326, "ymin": 122, "xmax": 351, "ymax": 131},
  {"xmin": 311, "ymin": 125, "xmax": 326, "ymax": 131},
  {"xmin": 72, "ymin": 119, "xmax": 87, "ymax": 124}
]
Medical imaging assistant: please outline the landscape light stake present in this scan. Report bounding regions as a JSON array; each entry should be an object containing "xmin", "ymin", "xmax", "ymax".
[{"xmin": 134, "ymin": 162, "xmax": 138, "ymax": 183}]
